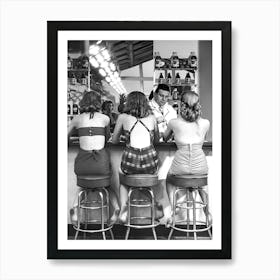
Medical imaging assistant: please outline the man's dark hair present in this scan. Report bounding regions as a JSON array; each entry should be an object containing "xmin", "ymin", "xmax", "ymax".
[{"xmin": 154, "ymin": 84, "xmax": 170, "ymax": 94}]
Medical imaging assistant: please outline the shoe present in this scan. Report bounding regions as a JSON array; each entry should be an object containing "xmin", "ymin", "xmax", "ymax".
[{"xmin": 70, "ymin": 207, "xmax": 78, "ymax": 226}]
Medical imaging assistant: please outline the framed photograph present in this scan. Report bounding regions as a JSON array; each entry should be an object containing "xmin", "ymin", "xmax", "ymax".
[{"xmin": 48, "ymin": 21, "xmax": 231, "ymax": 259}]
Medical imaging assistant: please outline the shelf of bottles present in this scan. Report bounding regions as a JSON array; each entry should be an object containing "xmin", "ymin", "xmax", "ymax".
[
  {"xmin": 67, "ymin": 55, "xmax": 90, "ymax": 122},
  {"xmin": 154, "ymin": 51, "xmax": 198, "ymax": 114}
]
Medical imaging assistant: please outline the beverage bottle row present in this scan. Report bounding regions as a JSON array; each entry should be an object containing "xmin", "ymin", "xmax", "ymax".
[
  {"xmin": 68, "ymin": 55, "xmax": 89, "ymax": 70},
  {"xmin": 154, "ymin": 51, "xmax": 197, "ymax": 69},
  {"xmin": 68, "ymin": 72, "xmax": 88, "ymax": 85},
  {"xmin": 158, "ymin": 72, "xmax": 192, "ymax": 85}
]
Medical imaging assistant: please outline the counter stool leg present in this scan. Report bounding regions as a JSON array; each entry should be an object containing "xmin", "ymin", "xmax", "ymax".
[
  {"xmin": 83, "ymin": 191, "xmax": 89, "ymax": 239},
  {"xmin": 74, "ymin": 190, "xmax": 83, "ymax": 240},
  {"xmin": 192, "ymin": 190, "xmax": 197, "ymax": 240},
  {"xmin": 103, "ymin": 188, "xmax": 114, "ymax": 240},
  {"xmin": 98, "ymin": 191, "xmax": 106, "ymax": 240},
  {"xmin": 147, "ymin": 188, "xmax": 157, "ymax": 240},
  {"xmin": 168, "ymin": 188, "xmax": 177, "ymax": 240},
  {"xmin": 125, "ymin": 188, "xmax": 133, "ymax": 240},
  {"xmin": 186, "ymin": 189, "xmax": 190, "ymax": 239}
]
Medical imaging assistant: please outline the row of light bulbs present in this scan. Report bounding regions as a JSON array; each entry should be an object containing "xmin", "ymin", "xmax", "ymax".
[{"xmin": 89, "ymin": 44, "xmax": 127, "ymax": 95}]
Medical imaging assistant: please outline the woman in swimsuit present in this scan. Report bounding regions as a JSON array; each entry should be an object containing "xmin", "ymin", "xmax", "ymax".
[
  {"xmin": 163, "ymin": 90, "xmax": 210, "ymax": 225},
  {"xmin": 68, "ymin": 91, "xmax": 120, "ymax": 225},
  {"xmin": 112, "ymin": 91, "xmax": 162, "ymax": 222}
]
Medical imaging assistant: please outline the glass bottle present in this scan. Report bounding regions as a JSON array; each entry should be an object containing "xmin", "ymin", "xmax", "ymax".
[
  {"xmin": 175, "ymin": 73, "xmax": 181, "ymax": 85},
  {"xmin": 171, "ymin": 51, "xmax": 180, "ymax": 68},
  {"xmin": 185, "ymin": 72, "xmax": 191, "ymax": 84},
  {"xmin": 159, "ymin": 72, "xmax": 165, "ymax": 83},
  {"xmin": 81, "ymin": 73, "xmax": 87, "ymax": 85},
  {"xmin": 167, "ymin": 73, "xmax": 172, "ymax": 84},
  {"xmin": 67, "ymin": 56, "xmax": 72, "ymax": 69},
  {"xmin": 155, "ymin": 52, "xmax": 164, "ymax": 68},
  {"xmin": 189, "ymin": 51, "xmax": 198, "ymax": 68}
]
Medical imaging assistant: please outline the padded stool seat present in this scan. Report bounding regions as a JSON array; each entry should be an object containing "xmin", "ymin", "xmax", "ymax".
[
  {"xmin": 167, "ymin": 174, "xmax": 207, "ymax": 188},
  {"xmin": 77, "ymin": 175, "xmax": 111, "ymax": 189},
  {"xmin": 119, "ymin": 172, "xmax": 158, "ymax": 187}
]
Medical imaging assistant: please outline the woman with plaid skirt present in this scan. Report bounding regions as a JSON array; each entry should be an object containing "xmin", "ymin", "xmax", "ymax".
[{"xmin": 112, "ymin": 91, "xmax": 162, "ymax": 223}]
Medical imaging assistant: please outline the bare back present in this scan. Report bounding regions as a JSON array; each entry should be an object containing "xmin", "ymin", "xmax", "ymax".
[
  {"xmin": 112, "ymin": 113, "xmax": 159, "ymax": 149},
  {"xmin": 169, "ymin": 116, "xmax": 210, "ymax": 146},
  {"xmin": 68, "ymin": 112, "xmax": 110, "ymax": 151}
]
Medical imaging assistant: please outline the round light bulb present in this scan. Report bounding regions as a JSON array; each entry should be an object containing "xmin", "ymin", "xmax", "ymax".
[
  {"xmin": 89, "ymin": 45, "xmax": 99, "ymax": 56},
  {"xmin": 109, "ymin": 62, "xmax": 116, "ymax": 71},
  {"xmin": 95, "ymin": 54, "xmax": 104, "ymax": 64},
  {"xmin": 89, "ymin": 56, "xmax": 99, "ymax": 68},
  {"xmin": 102, "ymin": 49, "xmax": 110, "ymax": 60},
  {"xmin": 99, "ymin": 69, "xmax": 106, "ymax": 77}
]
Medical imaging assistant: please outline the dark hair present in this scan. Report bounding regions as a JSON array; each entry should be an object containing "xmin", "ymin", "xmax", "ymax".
[
  {"xmin": 154, "ymin": 83, "xmax": 170, "ymax": 94},
  {"xmin": 102, "ymin": 100, "xmax": 113, "ymax": 112},
  {"xmin": 79, "ymin": 90, "xmax": 101, "ymax": 118},
  {"xmin": 124, "ymin": 91, "xmax": 152, "ymax": 118},
  {"xmin": 180, "ymin": 91, "xmax": 201, "ymax": 122}
]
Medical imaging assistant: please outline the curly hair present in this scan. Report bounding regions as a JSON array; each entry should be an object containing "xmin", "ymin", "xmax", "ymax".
[
  {"xmin": 124, "ymin": 91, "xmax": 152, "ymax": 118},
  {"xmin": 180, "ymin": 91, "xmax": 201, "ymax": 122},
  {"xmin": 79, "ymin": 90, "xmax": 101, "ymax": 118}
]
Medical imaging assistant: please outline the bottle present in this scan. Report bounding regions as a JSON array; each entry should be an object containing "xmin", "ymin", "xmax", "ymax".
[
  {"xmin": 159, "ymin": 72, "xmax": 165, "ymax": 83},
  {"xmin": 171, "ymin": 52, "xmax": 180, "ymax": 68},
  {"xmin": 67, "ymin": 56, "xmax": 72, "ymax": 69},
  {"xmin": 155, "ymin": 52, "xmax": 165, "ymax": 68},
  {"xmin": 81, "ymin": 73, "xmax": 87, "ymax": 85},
  {"xmin": 82, "ymin": 56, "xmax": 89, "ymax": 69},
  {"xmin": 68, "ymin": 94, "xmax": 73, "ymax": 115},
  {"xmin": 188, "ymin": 51, "xmax": 197, "ymax": 68},
  {"xmin": 167, "ymin": 73, "xmax": 172, "ymax": 84},
  {"xmin": 175, "ymin": 73, "xmax": 181, "ymax": 85},
  {"xmin": 72, "ymin": 102, "xmax": 79, "ymax": 115},
  {"xmin": 185, "ymin": 72, "xmax": 191, "ymax": 84},
  {"xmin": 71, "ymin": 72, "xmax": 77, "ymax": 85},
  {"xmin": 172, "ymin": 88, "xmax": 178, "ymax": 100}
]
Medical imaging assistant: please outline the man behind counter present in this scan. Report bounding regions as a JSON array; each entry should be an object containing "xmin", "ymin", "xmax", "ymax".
[{"xmin": 149, "ymin": 84, "xmax": 177, "ymax": 138}]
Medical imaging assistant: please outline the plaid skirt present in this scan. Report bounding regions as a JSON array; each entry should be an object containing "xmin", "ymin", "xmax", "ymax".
[{"xmin": 121, "ymin": 145, "xmax": 158, "ymax": 175}]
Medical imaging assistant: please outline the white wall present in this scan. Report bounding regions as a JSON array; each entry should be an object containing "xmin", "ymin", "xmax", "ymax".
[{"xmin": 0, "ymin": 1, "xmax": 280, "ymax": 280}]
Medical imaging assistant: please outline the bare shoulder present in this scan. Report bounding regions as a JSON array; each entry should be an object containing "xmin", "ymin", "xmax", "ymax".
[
  {"xmin": 199, "ymin": 118, "xmax": 210, "ymax": 129},
  {"xmin": 97, "ymin": 112, "xmax": 110, "ymax": 124}
]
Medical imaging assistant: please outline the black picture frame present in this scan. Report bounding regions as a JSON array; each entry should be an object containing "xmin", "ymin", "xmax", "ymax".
[{"xmin": 47, "ymin": 21, "xmax": 231, "ymax": 259}]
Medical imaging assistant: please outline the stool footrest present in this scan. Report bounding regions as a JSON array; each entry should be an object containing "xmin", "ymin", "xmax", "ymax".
[
  {"xmin": 125, "ymin": 222, "xmax": 160, "ymax": 229},
  {"xmin": 170, "ymin": 223, "xmax": 212, "ymax": 233},
  {"xmin": 73, "ymin": 225, "xmax": 113, "ymax": 233}
]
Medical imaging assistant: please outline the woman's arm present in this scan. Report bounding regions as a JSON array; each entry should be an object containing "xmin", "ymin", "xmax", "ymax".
[
  {"xmin": 163, "ymin": 120, "xmax": 173, "ymax": 142},
  {"xmin": 111, "ymin": 114, "xmax": 124, "ymax": 144},
  {"xmin": 153, "ymin": 115, "xmax": 160, "ymax": 144}
]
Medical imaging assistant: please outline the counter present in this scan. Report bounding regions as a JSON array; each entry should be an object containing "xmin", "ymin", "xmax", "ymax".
[{"xmin": 68, "ymin": 139, "xmax": 212, "ymax": 224}]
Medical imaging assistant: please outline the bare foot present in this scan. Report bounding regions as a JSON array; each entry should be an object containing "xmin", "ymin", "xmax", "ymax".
[
  {"xmin": 165, "ymin": 216, "xmax": 174, "ymax": 228},
  {"xmin": 108, "ymin": 209, "xmax": 120, "ymax": 226},
  {"xmin": 118, "ymin": 206, "xmax": 128, "ymax": 224}
]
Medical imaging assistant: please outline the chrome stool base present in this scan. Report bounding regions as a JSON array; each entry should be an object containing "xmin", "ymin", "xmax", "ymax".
[
  {"xmin": 119, "ymin": 172, "xmax": 159, "ymax": 240},
  {"xmin": 167, "ymin": 175, "xmax": 212, "ymax": 240},
  {"xmin": 74, "ymin": 175, "xmax": 114, "ymax": 240}
]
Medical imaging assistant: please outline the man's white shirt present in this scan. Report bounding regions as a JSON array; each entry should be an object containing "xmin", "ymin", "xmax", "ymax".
[{"xmin": 149, "ymin": 99, "xmax": 177, "ymax": 134}]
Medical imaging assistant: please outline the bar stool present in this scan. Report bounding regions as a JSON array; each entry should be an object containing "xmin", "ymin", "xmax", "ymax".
[
  {"xmin": 73, "ymin": 175, "xmax": 114, "ymax": 240},
  {"xmin": 167, "ymin": 174, "xmax": 212, "ymax": 240},
  {"xmin": 119, "ymin": 171, "xmax": 160, "ymax": 240}
]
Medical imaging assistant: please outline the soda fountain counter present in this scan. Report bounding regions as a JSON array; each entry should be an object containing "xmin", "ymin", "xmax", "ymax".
[{"xmin": 67, "ymin": 138, "xmax": 212, "ymax": 224}]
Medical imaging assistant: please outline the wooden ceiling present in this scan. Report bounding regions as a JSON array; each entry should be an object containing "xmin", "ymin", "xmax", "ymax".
[{"xmin": 105, "ymin": 41, "xmax": 153, "ymax": 71}]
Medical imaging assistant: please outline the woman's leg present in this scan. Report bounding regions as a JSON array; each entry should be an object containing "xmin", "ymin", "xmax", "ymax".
[
  {"xmin": 164, "ymin": 182, "xmax": 176, "ymax": 226},
  {"xmin": 108, "ymin": 188, "xmax": 120, "ymax": 225},
  {"xmin": 118, "ymin": 183, "xmax": 129, "ymax": 223}
]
